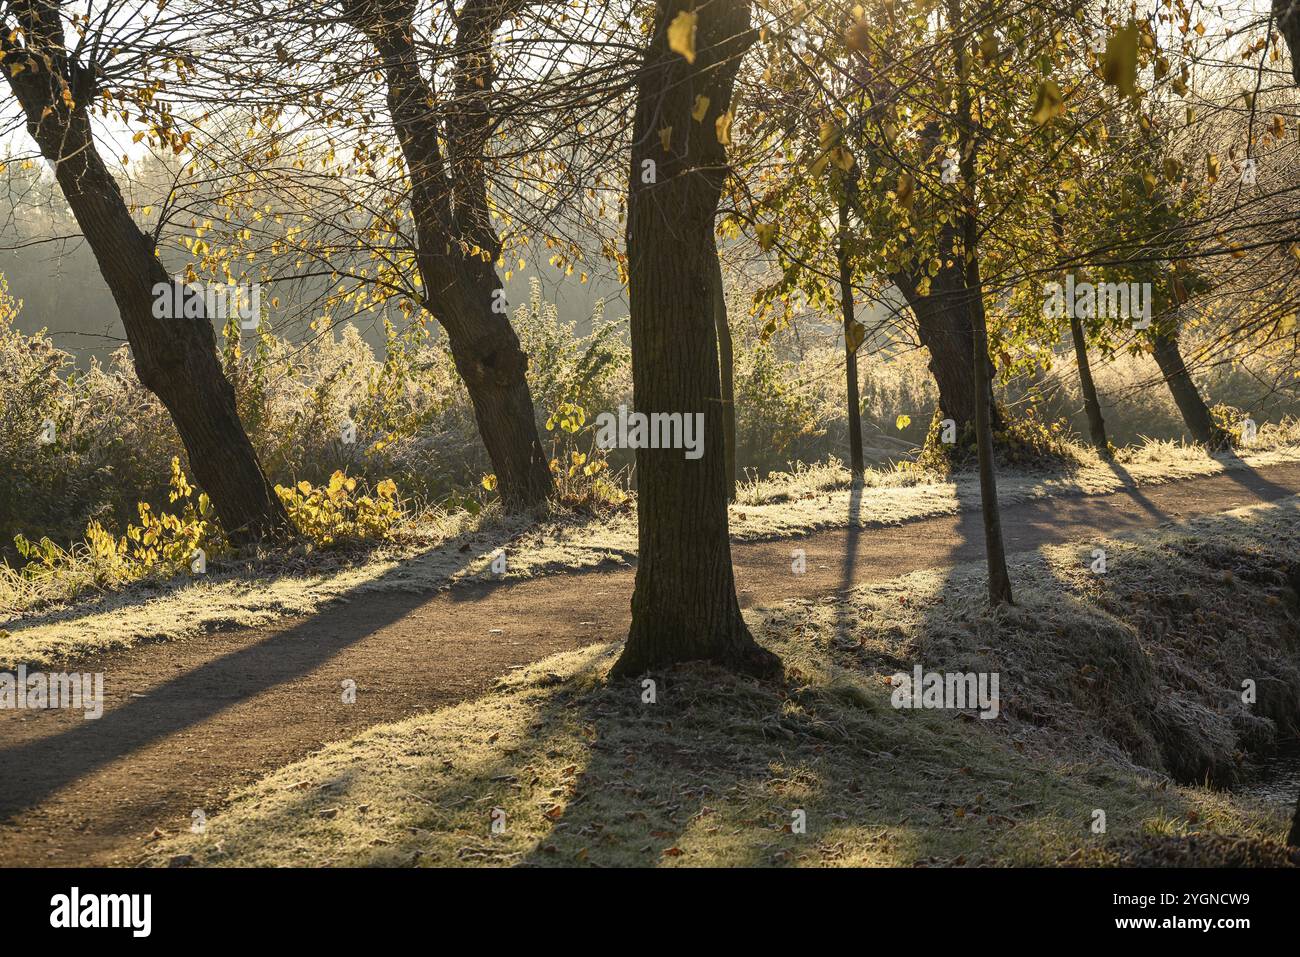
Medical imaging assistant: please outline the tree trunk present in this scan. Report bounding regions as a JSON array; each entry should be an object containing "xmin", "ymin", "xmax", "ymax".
[
  {"xmin": 1050, "ymin": 204, "xmax": 1108, "ymax": 455},
  {"xmin": 711, "ymin": 249, "xmax": 737, "ymax": 501},
  {"xmin": 1151, "ymin": 330, "xmax": 1228, "ymax": 447},
  {"xmin": 1069, "ymin": 315, "xmax": 1110, "ymax": 455},
  {"xmin": 1289, "ymin": 786, "xmax": 1300, "ymax": 847},
  {"xmin": 1275, "ymin": 0, "xmax": 1300, "ymax": 86},
  {"xmin": 965, "ymin": 240, "xmax": 1013, "ymax": 605},
  {"xmin": 891, "ymin": 224, "xmax": 1002, "ymax": 437},
  {"xmin": 1, "ymin": 2, "xmax": 291, "ymax": 544},
  {"xmin": 611, "ymin": 0, "xmax": 780, "ymax": 680},
  {"xmin": 344, "ymin": 0, "xmax": 554, "ymax": 511},
  {"xmin": 838, "ymin": 192, "xmax": 865, "ymax": 478},
  {"xmin": 949, "ymin": 0, "xmax": 1012, "ymax": 605}
]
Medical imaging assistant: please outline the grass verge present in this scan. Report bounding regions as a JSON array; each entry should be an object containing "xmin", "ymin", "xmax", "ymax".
[
  {"xmin": 144, "ymin": 499, "xmax": 1300, "ymax": 867},
  {"xmin": 6, "ymin": 433, "xmax": 1300, "ymax": 669}
]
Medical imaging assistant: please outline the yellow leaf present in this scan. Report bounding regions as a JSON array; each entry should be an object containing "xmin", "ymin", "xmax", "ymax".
[
  {"xmin": 658, "ymin": 126, "xmax": 672, "ymax": 151},
  {"xmin": 1030, "ymin": 80, "xmax": 1065, "ymax": 124},
  {"xmin": 846, "ymin": 320, "xmax": 866, "ymax": 354},
  {"xmin": 845, "ymin": 18, "xmax": 870, "ymax": 52},
  {"xmin": 1206, "ymin": 153, "xmax": 1219, "ymax": 184},
  {"xmin": 895, "ymin": 172, "xmax": 915, "ymax": 211},
  {"xmin": 667, "ymin": 11, "xmax": 698, "ymax": 64},
  {"xmin": 1102, "ymin": 24, "xmax": 1139, "ymax": 99},
  {"xmin": 895, "ymin": 414, "xmax": 912, "ymax": 431},
  {"xmin": 756, "ymin": 223, "xmax": 777, "ymax": 251},
  {"xmin": 714, "ymin": 109, "xmax": 733, "ymax": 146},
  {"xmin": 979, "ymin": 29, "xmax": 999, "ymax": 63},
  {"xmin": 691, "ymin": 95, "xmax": 710, "ymax": 122}
]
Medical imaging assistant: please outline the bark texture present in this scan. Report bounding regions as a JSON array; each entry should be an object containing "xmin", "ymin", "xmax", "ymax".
[
  {"xmin": 343, "ymin": 0, "xmax": 553, "ymax": 510},
  {"xmin": 1151, "ymin": 330, "xmax": 1228, "ymax": 447},
  {"xmin": 611, "ymin": 0, "xmax": 780, "ymax": 680},
  {"xmin": 2, "ymin": 0, "xmax": 290, "ymax": 544},
  {"xmin": 711, "ymin": 249, "xmax": 738, "ymax": 501},
  {"xmin": 890, "ymin": 222, "xmax": 1002, "ymax": 436},
  {"xmin": 1069, "ymin": 314, "xmax": 1110, "ymax": 455},
  {"xmin": 1275, "ymin": 0, "xmax": 1300, "ymax": 85},
  {"xmin": 837, "ymin": 193, "xmax": 865, "ymax": 477},
  {"xmin": 948, "ymin": 0, "xmax": 1012, "ymax": 605}
]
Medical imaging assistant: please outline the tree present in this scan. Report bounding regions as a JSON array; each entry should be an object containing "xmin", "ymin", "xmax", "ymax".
[
  {"xmin": 0, "ymin": 0, "xmax": 292, "ymax": 544},
  {"xmin": 711, "ymin": 246, "xmax": 738, "ymax": 500},
  {"xmin": 947, "ymin": 0, "xmax": 1011, "ymax": 604},
  {"xmin": 1051, "ymin": 204, "xmax": 1110, "ymax": 455},
  {"xmin": 837, "ymin": 186, "xmax": 865, "ymax": 477},
  {"xmin": 889, "ymin": 223, "xmax": 1002, "ymax": 438},
  {"xmin": 611, "ymin": 0, "xmax": 780, "ymax": 680},
  {"xmin": 339, "ymin": 0, "xmax": 555, "ymax": 511}
]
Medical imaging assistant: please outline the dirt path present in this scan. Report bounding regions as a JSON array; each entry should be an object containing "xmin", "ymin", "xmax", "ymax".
[{"xmin": 2, "ymin": 462, "xmax": 1298, "ymax": 866}]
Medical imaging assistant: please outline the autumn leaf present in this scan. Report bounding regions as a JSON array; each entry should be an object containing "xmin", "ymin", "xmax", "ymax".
[
  {"xmin": 1206, "ymin": 153, "xmax": 1219, "ymax": 183},
  {"xmin": 979, "ymin": 28, "xmax": 999, "ymax": 64},
  {"xmin": 691, "ymin": 95, "xmax": 710, "ymax": 122},
  {"xmin": 1030, "ymin": 79, "xmax": 1065, "ymax": 124},
  {"xmin": 846, "ymin": 319, "xmax": 866, "ymax": 354},
  {"xmin": 845, "ymin": 17, "xmax": 870, "ymax": 52},
  {"xmin": 1102, "ymin": 24, "xmax": 1139, "ymax": 99},
  {"xmin": 756, "ymin": 222, "xmax": 777, "ymax": 251},
  {"xmin": 895, "ymin": 172, "xmax": 915, "ymax": 211},
  {"xmin": 895, "ymin": 414, "xmax": 911, "ymax": 430},
  {"xmin": 830, "ymin": 146, "xmax": 854, "ymax": 171},
  {"xmin": 667, "ymin": 11, "xmax": 698, "ymax": 64},
  {"xmin": 715, "ymin": 109, "xmax": 734, "ymax": 146},
  {"xmin": 658, "ymin": 126, "xmax": 672, "ymax": 151}
]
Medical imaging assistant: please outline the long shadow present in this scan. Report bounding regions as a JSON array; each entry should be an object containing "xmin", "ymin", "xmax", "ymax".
[
  {"xmin": 1214, "ymin": 448, "xmax": 1299, "ymax": 503},
  {"xmin": 831, "ymin": 480, "xmax": 864, "ymax": 641},
  {"xmin": 149, "ymin": 475, "xmax": 1296, "ymax": 868},
  {"xmin": 1097, "ymin": 457, "xmax": 1168, "ymax": 523},
  {"xmin": 0, "ymin": 527, "xmax": 527, "ymax": 823},
  {"xmin": 2, "ymin": 523, "xmax": 527, "ymax": 633}
]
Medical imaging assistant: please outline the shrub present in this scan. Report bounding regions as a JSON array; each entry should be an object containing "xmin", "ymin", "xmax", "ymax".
[{"xmin": 274, "ymin": 472, "xmax": 404, "ymax": 548}]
